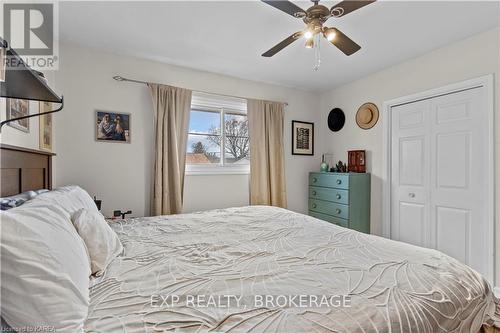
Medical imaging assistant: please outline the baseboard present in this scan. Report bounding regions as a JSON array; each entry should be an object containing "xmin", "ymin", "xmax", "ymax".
[{"xmin": 494, "ymin": 286, "xmax": 500, "ymax": 298}]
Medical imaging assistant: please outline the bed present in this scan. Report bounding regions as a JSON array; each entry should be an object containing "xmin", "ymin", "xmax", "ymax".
[
  {"xmin": 0, "ymin": 145, "xmax": 498, "ymax": 332},
  {"xmin": 84, "ymin": 206, "xmax": 497, "ymax": 332}
]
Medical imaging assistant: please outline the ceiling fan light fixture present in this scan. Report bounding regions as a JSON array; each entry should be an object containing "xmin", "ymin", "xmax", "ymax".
[
  {"xmin": 323, "ymin": 27, "xmax": 337, "ymax": 41},
  {"xmin": 305, "ymin": 38, "xmax": 314, "ymax": 49},
  {"xmin": 325, "ymin": 29, "xmax": 337, "ymax": 41},
  {"xmin": 260, "ymin": 0, "xmax": 375, "ymax": 58}
]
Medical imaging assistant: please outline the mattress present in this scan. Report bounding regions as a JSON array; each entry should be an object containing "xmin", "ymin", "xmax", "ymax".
[{"xmin": 85, "ymin": 206, "xmax": 497, "ymax": 332}]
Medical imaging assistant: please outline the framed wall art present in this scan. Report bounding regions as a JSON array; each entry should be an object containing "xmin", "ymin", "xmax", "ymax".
[
  {"xmin": 292, "ymin": 120, "xmax": 314, "ymax": 156},
  {"xmin": 6, "ymin": 98, "xmax": 29, "ymax": 132},
  {"xmin": 39, "ymin": 102, "xmax": 53, "ymax": 151},
  {"xmin": 95, "ymin": 111, "xmax": 131, "ymax": 143}
]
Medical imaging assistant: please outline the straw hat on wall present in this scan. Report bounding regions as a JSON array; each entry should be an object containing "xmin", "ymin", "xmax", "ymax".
[{"xmin": 356, "ymin": 102, "xmax": 379, "ymax": 129}]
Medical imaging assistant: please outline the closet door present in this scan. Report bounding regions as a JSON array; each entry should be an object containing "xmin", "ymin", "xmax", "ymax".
[
  {"xmin": 429, "ymin": 87, "xmax": 487, "ymax": 274},
  {"xmin": 391, "ymin": 99, "xmax": 431, "ymax": 248},
  {"xmin": 390, "ymin": 86, "xmax": 489, "ymax": 277}
]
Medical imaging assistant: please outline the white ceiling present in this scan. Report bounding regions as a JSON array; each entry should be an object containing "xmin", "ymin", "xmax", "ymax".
[{"xmin": 59, "ymin": 1, "xmax": 500, "ymax": 92}]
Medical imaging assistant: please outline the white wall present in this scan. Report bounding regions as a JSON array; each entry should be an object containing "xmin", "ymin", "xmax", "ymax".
[
  {"xmin": 54, "ymin": 43, "xmax": 322, "ymax": 218},
  {"xmin": 319, "ymin": 28, "xmax": 500, "ymax": 283},
  {"xmin": 183, "ymin": 174, "xmax": 250, "ymax": 213}
]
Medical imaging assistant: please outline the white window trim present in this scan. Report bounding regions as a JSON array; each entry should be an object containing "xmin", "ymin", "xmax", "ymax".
[
  {"xmin": 185, "ymin": 164, "xmax": 250, "ymax": 175},
  {"xmin": 186, "ymin": 93, "xmax": 249, "ymax": 175}
]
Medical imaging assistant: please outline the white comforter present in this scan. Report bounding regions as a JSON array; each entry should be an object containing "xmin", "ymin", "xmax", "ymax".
[{"xmin": 85, "ymin": 206, "xmax": 496, "ymax": 332}]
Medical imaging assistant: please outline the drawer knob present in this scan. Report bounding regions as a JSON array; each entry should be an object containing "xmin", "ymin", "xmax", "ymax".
[
  {"xmin": 336, "ymin": 179, "xmax": 342, "ymax": 185},
  {"xmin": 312, "ymin": 203, "xmax": 317, "ymax": 208},
  {"xmin": 313, "ymin": 178, "xmax": 318, "ymax": 183},
  {"xmin": 336, "ymin": 208, "xmax": 341, "ymax": 214},
  {"xmin": 409, "ymin": 193, "xmax": 415, "ymax": 198},
  {"xmin": 312, "ymin": 191, "xmax": 317, "ymax": 196},
  {"xmin": 336, "ymin": 194, "xmax": 341, "ymax": 199}
]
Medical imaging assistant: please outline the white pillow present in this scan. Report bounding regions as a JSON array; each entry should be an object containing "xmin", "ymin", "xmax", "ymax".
[
  {"xmin": 35, "ymin": 185, "xmax": 98, "ymax": 215},
  {"xmin": 0, "ymin": 201, "xmax": 91, "ymax": 332},
  {"xmin": 72, "ymin": 209, "xmax": 123, "ymax": 276}
]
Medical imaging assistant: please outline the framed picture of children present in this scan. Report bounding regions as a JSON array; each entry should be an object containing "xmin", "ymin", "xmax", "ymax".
[{"xmin": 95, "ymin": 111, "xmax": 131, "ymax": 143}]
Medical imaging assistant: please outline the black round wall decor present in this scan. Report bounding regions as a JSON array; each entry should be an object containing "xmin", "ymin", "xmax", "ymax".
[{"xmin": 327, "ymin": 108, "xmax": 345, "ymax": 132}]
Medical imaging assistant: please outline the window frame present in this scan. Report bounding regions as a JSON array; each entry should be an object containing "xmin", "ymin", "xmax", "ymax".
[{"xmin": 186, "ymin": 103, "xmax": 249, "ymax": 175}]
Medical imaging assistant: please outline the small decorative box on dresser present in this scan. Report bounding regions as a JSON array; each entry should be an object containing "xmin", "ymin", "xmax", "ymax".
[{"xmin": 308, "ymin": 172, "xmax": 371, "ymax": 233}]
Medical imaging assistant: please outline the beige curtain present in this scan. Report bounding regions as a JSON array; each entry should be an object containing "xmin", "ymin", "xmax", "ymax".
[
  {"xmin": 148, "ymin": 83, "xmax": 192, "ymax": 215},
  {"xmin": 247, "ymin": 99, "xmax": 287, "ymax": 208}
]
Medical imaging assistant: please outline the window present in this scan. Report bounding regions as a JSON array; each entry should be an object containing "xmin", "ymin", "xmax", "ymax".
[{"xmin": 186, "ymin": 93, "xmax": 249, "ymax": 174}]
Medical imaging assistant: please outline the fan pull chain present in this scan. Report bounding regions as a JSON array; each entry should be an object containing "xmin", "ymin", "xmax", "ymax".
[{"xmin": 314, "ymin": 34, "xmax": 321, "ymax": 71}]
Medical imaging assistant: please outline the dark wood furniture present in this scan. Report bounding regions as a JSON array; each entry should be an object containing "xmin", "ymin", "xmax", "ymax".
[
  {"xmin": 348, "ymin": 150, "xmax": 366, "ymax": 173},
  {"xmin": 0, "ymin": 144, "xmax": 55, "ymax": 197}
]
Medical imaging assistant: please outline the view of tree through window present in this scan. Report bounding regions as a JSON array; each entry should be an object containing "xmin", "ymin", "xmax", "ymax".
[{"xmin": 186, "ymin": 109, "xmax": 249, "ymax": 166}]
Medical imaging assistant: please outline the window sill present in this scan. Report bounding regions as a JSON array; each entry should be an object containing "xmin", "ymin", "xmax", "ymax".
[{"xmin": 185, "ymin": 166, "xmax": 250, "ymax": 176}]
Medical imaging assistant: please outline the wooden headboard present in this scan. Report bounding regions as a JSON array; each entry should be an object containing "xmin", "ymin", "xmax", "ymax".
[{"xmin": 0, "ymin": 144, "xmax": 55, "ymax": 197}]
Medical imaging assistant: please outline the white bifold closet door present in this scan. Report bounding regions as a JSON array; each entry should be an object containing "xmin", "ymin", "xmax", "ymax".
[{"xmin": 390, "ymin": 86, "xmax": 489, "ymax": 277}]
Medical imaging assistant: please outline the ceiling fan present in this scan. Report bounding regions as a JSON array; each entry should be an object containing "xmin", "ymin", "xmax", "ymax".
[{"xmin": 261, "ymin": 0, "xmax": 375, "ymax": 57}]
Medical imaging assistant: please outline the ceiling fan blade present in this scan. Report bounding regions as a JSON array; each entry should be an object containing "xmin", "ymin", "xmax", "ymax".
[
  {"xmin": 262, "ymin": 32, "xmax": 303, "ymax": 57},
  {"xmin": 331, "ymin": 0, "xmax": 375, "ymax": 18},
  {"xmin": 328, "ymin": 28, "xmax": 361, "ymax": 56},
  {"xmin": 261, "ymin": 1, "xmax": 306, "ymax": 18}
]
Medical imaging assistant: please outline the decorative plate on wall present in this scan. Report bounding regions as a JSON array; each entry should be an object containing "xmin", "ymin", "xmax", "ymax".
[{"xmin": 327, "ymin": 108, "xmax": 345, "ymax": 132}]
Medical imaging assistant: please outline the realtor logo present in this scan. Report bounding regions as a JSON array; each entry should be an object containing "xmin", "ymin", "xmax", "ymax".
[{"xmin": 2, "ymin": 2, "xmax": 58, "ymax": 69}]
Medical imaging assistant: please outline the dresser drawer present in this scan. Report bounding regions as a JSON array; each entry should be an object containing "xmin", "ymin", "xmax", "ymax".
[
  {"xmin": 309, "ymin": 211, "xmax": 349, "ymax": 228},
  {"xmin": 308, "ymin": 199, "xmax": 349, "ymax": 220},
  {"xmin": 309, "ymin": 173, "xmax": 349, "ymax": 189},
  {"xmin": 309, "ymin": 186, "xmax": 349, "ymax": 204}
]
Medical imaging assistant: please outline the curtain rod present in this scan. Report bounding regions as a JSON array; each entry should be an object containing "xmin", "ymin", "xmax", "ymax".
[{"xmin": 112, "ymin": 75, "xmax": 289, "ymax": 106}]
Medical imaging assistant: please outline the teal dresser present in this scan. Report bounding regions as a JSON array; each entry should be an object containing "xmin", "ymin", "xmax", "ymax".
[{"xmin": 308, "ymin": 172, "xmax": 371, "ymax": 233}]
